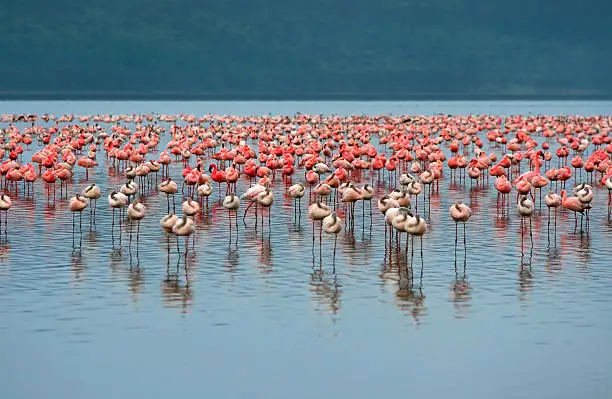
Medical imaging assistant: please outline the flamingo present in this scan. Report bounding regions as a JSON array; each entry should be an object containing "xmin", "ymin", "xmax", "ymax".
[
  {"xmin": 197, "ymin": 181, "xmax": 213, "ymax": 212},
  {"xmin": 449, "ymin": 201, "xmax": 472, "ymax": 259},
  {"xmin": 517, "ymin": 195, "xmax": 535, "ymax": 243},
  {"xmin": 69, "ymin": 194, "xmax": 88, "ymax": 248},
  {"xmin": 173, "ymin": 215, "xmax": 196, "ymax": 257},
  {"xmin": 407, "ymin": 180, "xmax": 422, "ymax": 209},
  {"xmin": 605, "ymin": 175, "xmax": 612, "ymax": 219},
  {"xmin": 288, "ymin": 183, "xmax": 305, "ymax": 226},
  {"xmin": 209, "ymin": 164, "xmax": 226, "ymax": 200},
  {"xmin": 560, "ymin": 189, "xmax": 588, "ymax": 232},
  {"xmin": 0, "ymin": 193, "xmax": 12, "ymax": 239},
  {"xmin": 405, "ymin": 214, "xmax": 427, "ymax": 267},
  {"xmin": 241, "ymin": 183, "xmax": 267, "ymax": 225},
  {"xmin": 544, "ymin": 191, "xmax": 562, "ymax": 236},
  {"xmin": 120, "ymin": 179, "xmax": 138, "ymax": 202},
  {"xmin": 127, "ymin": 198, "xmax": 146, "ymax": 258},
  {"xmin": 159, "ymin": 178, "xmax": 179, "ymax": 213},
  {"xmin": 108, "ymin": 191, "xmax": 128, "ymax": 247},
  {"xmin": 419, "ymin": 170, "xmax": 434, "ymax": 215},
  {"xmin": 160, "ymin": 213, "xmax": 178, "ymax": 233},
  {"xmin": 181, "ymin": 197, "xmax": 201, "ymax": 217},
  {"xmin": 257, "ymin": 188, "xmax": 274, "ymax": 232},
  {"xmin": 82, "ymin": 183, "xmax": 101, "ymax": 229},
  {"xmin": 308, "ymin": 202, "xmax": 332, "ymax": 258},
  {"xmin": 494, "ymin": 175, "xmax": 512, "ymax": 213},
  {"xmin": 360, "ymin": 184, "xmax": 375, "ymax": 226},
  {"xmin": 341, "ymin": 183, "xmax": 363, "ymax": 230},
  {"xmin": 322, "ymin": 212, "xmax": 342, "ymax": 266},
  {"xmin": 223, "ymin": 194, "xmax": 240, "ymax": 245},
  {"xmin": 575, "ymin": 184, "xmax": 594, "ymax": 229}
]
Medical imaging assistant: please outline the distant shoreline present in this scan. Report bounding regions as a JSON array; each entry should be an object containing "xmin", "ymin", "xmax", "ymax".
[{"xmin": 1, "ymin": 92, "xmax": 611, "ymax": 101}]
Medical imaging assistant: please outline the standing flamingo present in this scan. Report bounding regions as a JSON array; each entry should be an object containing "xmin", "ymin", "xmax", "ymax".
[
  {"xmin": 108, "ymin": 191, "xmax": 128, "ymax": 247},
  {"xmin": 82, "ymin": 183, "xmax": 101, "ymax": 229},
  {"xmin": 160, "ymin": 213, "xmax": 178, "ymax": 233},
  {"xmin": 209, "ymin": 164, "xmax": 227, "ymax": 200},
  {"xmin": 69, "ymin": 194, "xmax": 88, "ymax": 249},
  {"xmin": 605, "ymin": 176, "xmax": 612, "ymax": 219},
  {"xmin": 575, "ymin": 185, "xmax": 594, "ymax": 230},
  {"xmin": 517, "ymin": 195, "xmax": 535, "ymax": 243},
  {"xmin": 288, "ymin": 183, "xmax": 305, "ymax": 227},
  {"xmin": 322, "ymin": 212, "xmax": 342, "ymax": 267},
  {"xmin": 0, "ymin": 193, "xmax": 12, "ymax": 239},
  {"xmin": 223, "ymin": 194, "xmax": 240, "ymax": 245},
  {"xmin": 127, "ymin": 198, "xmax": 146, "ymax": 259},
  {"xmin": 257, "ymin": 188, "xmax": 274, "ymax": 233},
  {"xmin": 120, "ymin": 179, "xmax": 139, "ymax": 203},
  {"xmin": 378, "ymin": 195, "xmax": 399, "ymax": 244},
  {"xmin": 159, "ymin": 178, "xmax": 178, "ymax": 213},
  {"xmin": 182, "ymin": 197, "xmax": 201, "ymax": 217},
  {"xmin": 241, "ymin": 183, "xmax": 267, "ymax": 226},
  {"xmin": 419, "ymin": 170, "xmax": 434, "ymax": 215},
  {"xmin": 544, "ymin": 191, "xmax": 561, "ymax": 238},
  {"xmin": 308, "ymin": 202, "xmax": 332, "ymax": 259},
  {"xmin": 173, "ymin": 216, "xmax": 196, "ymax": 257},
  {"xmin": 449, "ymin": 202, "xmax": 472, "ymax": 260},
  {"xmin": 405, "ymin": 214, "xmax": 427, "ymax": 267},
  {"xmin": 360, "ymin": 184, "xmax": 375, "ymax": 227},
  {"xmin": 560, "ymin": 189, "xmax": 587, "ymax": 233},
  {"xmin": 197, "ymin": 181, "xmax": 213, "ymax": 212}
]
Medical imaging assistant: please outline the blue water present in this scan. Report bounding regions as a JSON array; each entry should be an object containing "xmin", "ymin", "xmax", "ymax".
[{"xmin": 0, "ymin": 101, "xmax": 611, "ymax": 399}]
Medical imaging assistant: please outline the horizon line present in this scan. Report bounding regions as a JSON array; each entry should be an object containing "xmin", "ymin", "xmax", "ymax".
[{"xmin": 1, "ymin": 92, "xmax": 611, "ymax": 101}]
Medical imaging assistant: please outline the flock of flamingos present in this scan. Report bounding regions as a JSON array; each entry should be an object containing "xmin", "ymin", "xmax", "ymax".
[{"xmin": 0, "ymin": 112, "xmax": 611, "ymax": 269}]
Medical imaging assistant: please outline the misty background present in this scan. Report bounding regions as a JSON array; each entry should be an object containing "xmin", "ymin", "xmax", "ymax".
[{"xmin": 1, "ymin": 0, "xmax": 610, "ymax": 99}]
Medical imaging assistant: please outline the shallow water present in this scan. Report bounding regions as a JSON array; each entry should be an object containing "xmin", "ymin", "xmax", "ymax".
[{"xmin": 1, "ymin": 101, "xmax": 612, "ymax": 399}]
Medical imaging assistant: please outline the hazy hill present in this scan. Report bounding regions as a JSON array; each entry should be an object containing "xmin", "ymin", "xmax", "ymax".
[{"xmin": 1, "ymin": 0, "xmax": 610, "ymax": 98}]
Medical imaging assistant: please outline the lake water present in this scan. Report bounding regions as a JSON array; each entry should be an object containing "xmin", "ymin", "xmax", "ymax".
[{"xmin": 1, "ymin": 101, "xmax": 611, "ymax": 399}]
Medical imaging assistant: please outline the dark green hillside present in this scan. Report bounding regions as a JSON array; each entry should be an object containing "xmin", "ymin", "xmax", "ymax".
[{"xmin": 1, "ymin": 0, "xmax": 610, "ymax": 98}]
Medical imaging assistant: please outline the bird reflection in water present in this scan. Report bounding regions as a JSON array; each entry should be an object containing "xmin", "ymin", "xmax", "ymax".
[
  {"xmin": 545, "ymin": 238, "xmax": 562, "ymax": 274},
  {"xmin": 309, "ymin": 263, "xmax": 342, "ymax": 317},
  {"xmin": 108, "ymin": 248, "xmax": 127, "ymax": 281},
  {"xmin": 257, "ymin": 236, "xmax": 273, "ymax": 274},
  {"xmin": 225, "ymin": 245, "xmax": 239, "ymax": 275},
  {"xmin": 0, "ymin": 242, "xmax": 10, "ymax": 269},
  {"xmin": 162, "ymin": 236, "xmax": 193, "ymax": 312},
  {"xmin": 128, "ymin": 266, "xmax": 145, "ymax": 304},
  {"xmin": 395, "ymin": 262, "xmax": 426, "ymax": 325},
  {"xmin": 129, "ymin": 241, "xmax": 141, "ymax": 269},
  {"xmin": 575, "ymin": 232, "xmax": 591, "ymax": 273},
  {"xmin": 71, "ymin": 250, "xmax": 86, "ymax": 282},
  {"xmin": 518, "ymin": 263, "xmax": 534, "ymax": 303},
  {"xmin": 468, "ymin": 185, "xmax": 484, "ymax": 212},
  {"xmin": 161, "ymin": 269, "xmax": 193, "ymax": 313},
  {"xmin": 450, "ymin": 259, "xmax": 472, "ymax": 318},
  {"xmin": 520, "ymin": 218, "xmax": 534, "ymax": 267}
]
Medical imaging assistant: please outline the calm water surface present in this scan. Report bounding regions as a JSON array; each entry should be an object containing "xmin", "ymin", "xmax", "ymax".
[{"xmin": 1, "ymin": 101, "xmax": 611, "ymax": 399}]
